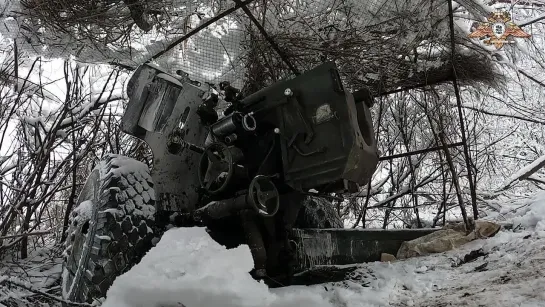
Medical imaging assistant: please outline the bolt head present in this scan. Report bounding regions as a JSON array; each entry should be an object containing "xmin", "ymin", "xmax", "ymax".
[
  {"xmin": 274, "ymin": 128, "xmax": 280, "ymax": 134},
  {"xmin": 284, "ymin": 88, "xmax": 293, "ymax": 96}
]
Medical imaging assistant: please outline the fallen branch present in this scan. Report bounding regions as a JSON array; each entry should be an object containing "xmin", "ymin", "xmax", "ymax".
[
  {"xmin": 1, "ymin": 277, "xmax": 93, "ymax": 307},
  {"xmin": 496, "ymin": 154, "xmax": 545, "ymax": 191},
  {"xmin": 0, "ymin": 230, "xmax": 51, "ymax": 240},
  {"xmin": 366, "ymin": 172, "xmax": 442, "ymax": 209}
]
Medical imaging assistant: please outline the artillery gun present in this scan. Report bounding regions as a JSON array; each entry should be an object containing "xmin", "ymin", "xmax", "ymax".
[{"xmin": 61, "ymin": 62, "xmax": 434, "ymax": 304}]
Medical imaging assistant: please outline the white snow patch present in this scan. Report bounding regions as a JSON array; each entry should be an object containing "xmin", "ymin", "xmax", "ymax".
[
  {"xmin": 105, "ymin": 156, "xmax": 150, "ymax": 180},
  {"xmin": 510, "ymin": 192, "xmax": 545, "ymax": 232},
  {"xmin": 483, "ymin": 191, "xmax": 545, "ymax": 233},
  {"xmin": 1, "ymin": 246, "xmax": 64, "ymax": 304},
  {"xmin": 102, "ymin": 227, "xmax": 333, "ymax": 307},
  {"xmin": 74, "ymin": 200, "xmax": 93, "ymax": 222},
  {"xmin": 100, "ymin": 155, "xmax": 156, "ymax": 220}
]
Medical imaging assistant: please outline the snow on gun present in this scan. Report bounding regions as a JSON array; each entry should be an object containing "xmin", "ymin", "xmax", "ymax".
[{"xmin": 61, "ymin": 61, "xmax": 436, "ymax": 304}]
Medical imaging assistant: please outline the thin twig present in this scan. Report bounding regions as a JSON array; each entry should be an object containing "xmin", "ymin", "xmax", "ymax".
[
  {"xmin": 1, "ymin": 278, "xmax": 93, "ymax": 307},
  {"xmin": 0, "ymin": 230, "xmax": 51, "ymax": 240}
]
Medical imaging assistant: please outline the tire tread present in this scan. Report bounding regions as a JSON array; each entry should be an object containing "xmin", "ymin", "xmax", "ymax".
[{"xmin": 63, "ymin": 154, "xmax": 156, "ymax": 304}]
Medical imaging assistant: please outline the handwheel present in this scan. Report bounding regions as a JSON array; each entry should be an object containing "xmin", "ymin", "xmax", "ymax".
[
  {"xmin": 248, "ymin": 175, "xmax": 280, "ymax": 217},
  {"xmin": 198, "ymin": 142, "xmax": 234, "ymax": 195}
]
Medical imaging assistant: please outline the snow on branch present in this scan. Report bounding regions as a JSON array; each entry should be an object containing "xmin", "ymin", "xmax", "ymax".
[
  {"xmin": 367, "ymin": 171, "xmax": 443, "ymax": 210},
  {"xmin": 19, "ymin": 68, "xmax": 125, "ymax": 132},
  {"xmin": 58, "ymin": 95, "xmax": 124, "ymax": 128},
  {"xmin": 497, "ymin": 154, "xmax": 545, "ymax": 191}
]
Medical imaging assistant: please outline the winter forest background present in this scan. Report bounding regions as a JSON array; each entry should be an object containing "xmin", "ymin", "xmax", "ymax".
[{"xmin": 1, "ymin": 0, "xmax": 545, "ymax": 268}]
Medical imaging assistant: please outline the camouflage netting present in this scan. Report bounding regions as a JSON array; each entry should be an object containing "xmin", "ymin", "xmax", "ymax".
[
  {"xmin": 1, "ymin": 0, "xmax": 501, "ymax": 94},
  {"xmin": 232, "ymin": 0, "xmax": 502, "ymax": 96}
]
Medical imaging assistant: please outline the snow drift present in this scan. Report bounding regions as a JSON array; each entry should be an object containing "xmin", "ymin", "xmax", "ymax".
[{"xmin": 101, "ymin": 227, "xmax": 331, "ymax": 307}]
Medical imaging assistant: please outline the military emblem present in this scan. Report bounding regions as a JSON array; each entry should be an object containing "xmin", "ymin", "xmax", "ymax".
[{"xmin": 468, "ymin": 11, "xmax": 530, "ymax": 49}]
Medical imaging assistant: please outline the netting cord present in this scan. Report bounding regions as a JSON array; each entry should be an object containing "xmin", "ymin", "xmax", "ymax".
[
  {"xmin": 232, "ymin": 0, "xmax": 300, "ymax": 76},
  {"xmin": 148, "ymin": 0, "xmax": 258, "ymax": 62}
]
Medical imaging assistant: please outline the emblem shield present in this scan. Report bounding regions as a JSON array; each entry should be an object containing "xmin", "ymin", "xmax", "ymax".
[{"xmin": 492, "ymin": 22, "xmax": 506, "ymax": 38}]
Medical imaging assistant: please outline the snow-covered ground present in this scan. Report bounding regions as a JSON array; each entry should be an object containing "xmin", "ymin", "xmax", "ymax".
[
  {"xmin": 101, "ymin": 193, "xmax": 545, "ymax": 307},
  {"xmin": 2, "ymin": 193, "xmax": 545, "ymax": 307},
  {"xmin": 0, "ymin": 245, "xmax": 63, "ymax": 306}
]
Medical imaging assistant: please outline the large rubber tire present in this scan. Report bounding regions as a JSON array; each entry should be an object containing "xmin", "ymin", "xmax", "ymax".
[
  {"xmin": 295, "ymin": 196, "xmax": 343, "ymax": 229},
  {"xmin": 61, "ymin": 154, "xmax": 156, "ymax": 304}
]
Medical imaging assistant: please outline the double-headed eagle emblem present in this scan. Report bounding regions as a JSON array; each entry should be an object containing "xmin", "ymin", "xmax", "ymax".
[{"xmin": 468, "ymin": 11, "xmax": 530, "ymax": 49}]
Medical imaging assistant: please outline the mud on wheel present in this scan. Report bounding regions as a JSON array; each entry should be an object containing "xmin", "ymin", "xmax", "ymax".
[
  {"xmin": 62, "ymin": 154, "xmax": 156, "ymax": 304},
  {"xmin": 296, "ymin": 196, "xmax": 343, "ymax": 229}
]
